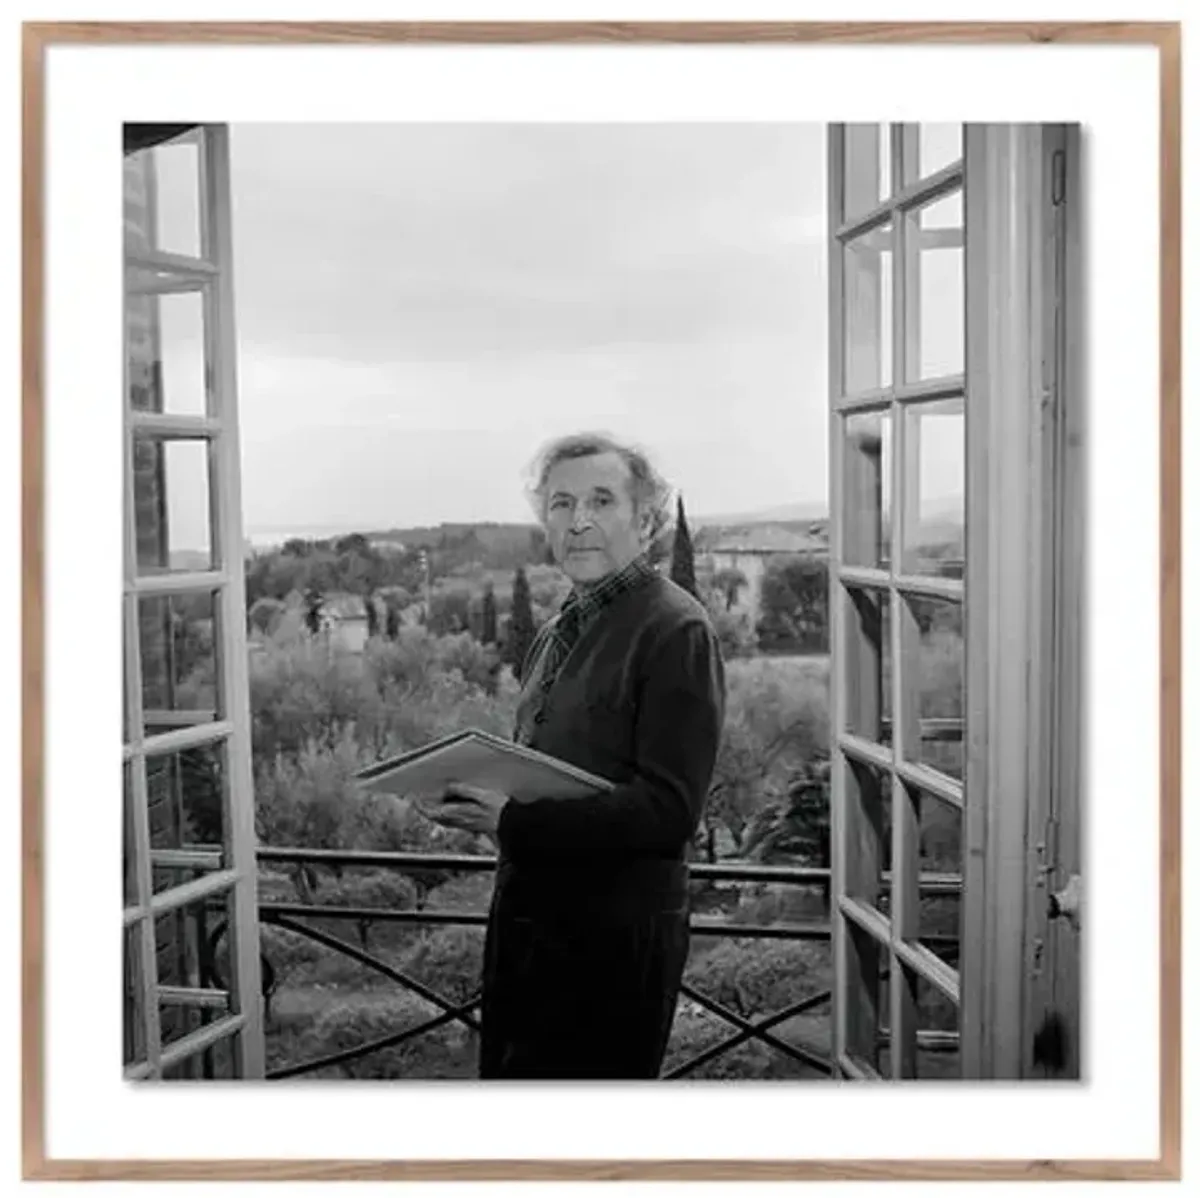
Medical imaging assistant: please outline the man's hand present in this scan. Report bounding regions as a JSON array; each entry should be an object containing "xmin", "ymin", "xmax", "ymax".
[{"xmin": 420, "ymin": 782, "xmax": 510, "ymax": 837}]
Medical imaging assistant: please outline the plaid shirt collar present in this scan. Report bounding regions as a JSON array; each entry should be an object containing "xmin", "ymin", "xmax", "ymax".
[
  {"xmin": 513, "ymin": 552, "xmax": 657, "ymax": 745},
  {"xmin": 558, "ymin": 551, "xmax": 658, "ymax": 633}
]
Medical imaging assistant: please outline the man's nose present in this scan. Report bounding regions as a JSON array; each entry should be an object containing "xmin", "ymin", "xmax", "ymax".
[{"xmin": 569, "ymin": 506, "xmax": 595, "ymax": 531}]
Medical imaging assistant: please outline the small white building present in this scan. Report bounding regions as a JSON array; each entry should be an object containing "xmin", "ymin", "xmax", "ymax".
[
  {"xmin": 704, "ymin": 525, "xmax": 827, "ymax": 626},
  {"xmin": 317, "ymin": 592, "xmax": 376, "ymax": 654}
]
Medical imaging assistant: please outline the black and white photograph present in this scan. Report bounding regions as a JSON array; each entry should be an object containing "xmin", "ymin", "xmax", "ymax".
[{"xmin": 120, "ymin": 117, "xmax": 1086, "ymax": 1086}]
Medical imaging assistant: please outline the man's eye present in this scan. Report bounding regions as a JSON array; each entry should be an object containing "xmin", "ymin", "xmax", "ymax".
[{"xmin": 549, "ymin": 497, "xmax": 570, "ymax": 510}]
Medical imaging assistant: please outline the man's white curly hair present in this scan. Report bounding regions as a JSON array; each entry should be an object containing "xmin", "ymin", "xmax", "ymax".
[{"xmin": 523, "ymin": 431, "xmax": 674, "ymax": 546}]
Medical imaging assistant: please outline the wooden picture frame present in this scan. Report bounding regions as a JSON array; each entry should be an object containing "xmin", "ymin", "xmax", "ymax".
[{"xmin": 22, "ymin": 19, "xmax": 1182, "ymax": 1182}]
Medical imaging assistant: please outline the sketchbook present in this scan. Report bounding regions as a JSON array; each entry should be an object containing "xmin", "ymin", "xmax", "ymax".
[{"xmin": 354, "ymin": 728, "xmax": 614, "ymax": 804}]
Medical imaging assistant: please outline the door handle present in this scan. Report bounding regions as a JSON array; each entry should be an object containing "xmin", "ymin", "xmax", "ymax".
[{"xmin": 1047, "ymin": 873, "xmax": 1082, "ymax": 930}]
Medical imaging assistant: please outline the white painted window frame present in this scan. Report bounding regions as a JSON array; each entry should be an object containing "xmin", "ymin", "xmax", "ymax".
[
  {"xmin": 122, "ymin": 125, "xmax": 264, "ymax": 1080},
  {"xmin": 828, "ymin": 122, "xmax": 1083, "ymax": 1081},
  {"xmin": 828, "ymin": 123, "xmax": 967, "ymax": 1081}
]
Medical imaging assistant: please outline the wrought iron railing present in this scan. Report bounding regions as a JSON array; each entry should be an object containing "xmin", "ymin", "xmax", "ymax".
[{"xmin": 240, "ymin": 846, "xmax": 959, "ymax": 1081}]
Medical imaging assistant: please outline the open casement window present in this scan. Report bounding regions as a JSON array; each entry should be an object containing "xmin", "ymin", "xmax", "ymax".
[
  {"xmin": 827, "ymin": 124, "xmax": 1083, "ymax": 1080},
  {"xmin": 122, "ymin": 125, "xmax": 265, "ymax": 1079}
]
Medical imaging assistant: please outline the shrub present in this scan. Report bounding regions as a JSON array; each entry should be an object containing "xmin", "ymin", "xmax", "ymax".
[
  {"xmin": 294, "ymin": 992, "xmax": 475, "ymax": 1079},
  {"xmin": 396, "ymin": 925, "xmax": 486, "ymax": 1008},
  {"xmin": 664, "ymin": 1007, "xmax": 780, "ymax": 1079},
  {"xmin": 704, "ymin": 658, "xmax": 829, "ymax": 856},
  {"xmin": 254, "ymin": 726, "xmax": 373, "ymax": 850},
  {"xmin": 684, "ymin": 938, "xmax": 831, "ymax": 1018}
]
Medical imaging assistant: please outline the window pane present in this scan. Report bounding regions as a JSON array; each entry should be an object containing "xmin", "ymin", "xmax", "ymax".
[
  {"xmin": 906, "ymin": 594, "xmax": 964, "ymax": 781},
  {"xmin": 841, "ymin": 758, "xmax": 889, "ymax": 913},
  {"xmin": 919, "ymin": 795, "xmax": 962, "ymax": 956},
  {"xmin": 145, "ymin": 742, "xmax": 227, "ymax": 893},
  {"xmin": 126, "ymin": 288, "xmax": 209, "ymax": 417},
  {"xmin": 917, "ymin": 123, "xmax": 963, "ymax": 180},
  {"xmin": 139, "ymin": 590, "xmax": 221, "ymax": 737},
  {"xmin": 906, "ymin": 190, "xmax": 963, "ymax": 381},
  {"xmin": 155, "ymin": 887, "xmax": 234, "ymax": 1049},
  {"xmin": 901, "ymin": 397, "xmax": 964, "ymax": 578},
  {"xmin": 916, "ymin": 971, "xmax": 960, "ymax": 1079},
  {"xmin": 132, "ymin": 436, "xmax": 213, "ymax": 573},
  {"xmin": 844, "ymin": 586, "xmax": 890, "ymax": 747},
  {"xmin": 123, "ymin": 611, "xmax": 132, "ymax": 745},
  {"xmin": 842, "ymin": 411, "xmax": 891, "ymax": 570},
  {"xmin": 124, "ymin": 134, "xmax": 204, "ymax": 260},
  {"xmin": 163, "ymin": 1030, "xmax": 242, "ymax": 1081},
  {"xmin": 123, "ymin": 762, "xmax": 139, "ymax": 908},
  {"xmin": 846, "ymin": 917, "xmax": 886, "ymax": 1072},
  {"xmin": 877, "ymin": 960, "xmax": 960, "ymax": 1081},
  {"xmin": 124, "ymin": 923, "xmax": 148, "ymax": 1068},
  {"xmin": 842, "ymin": 123, "xmax": 891, "ymax": 222},
  {"xmin": 843, "ymin": 223, "xmax": 893, "ymax": 394}
]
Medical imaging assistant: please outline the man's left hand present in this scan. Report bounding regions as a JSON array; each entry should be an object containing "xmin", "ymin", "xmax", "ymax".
[{"xmin": 424, "ymin": 783, "xmax": 510, "ymax": 836}]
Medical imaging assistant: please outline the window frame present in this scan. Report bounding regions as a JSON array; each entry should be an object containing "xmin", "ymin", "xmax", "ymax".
[
  {"xmin": 122, "ymin": 124, "xmax": 264, "ymax": 1081},
  {"xmin": 828, "ymin": 123, "xmax": 967, "ymax": 1080},
  {"xmin": 829, "ymin": 121, "xmax": 1084, "ymax": 1081}
]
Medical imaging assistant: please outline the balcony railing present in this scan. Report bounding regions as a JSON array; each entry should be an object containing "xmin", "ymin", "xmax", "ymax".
[{"xmin": 225, "ymin": 846, "xmax": 961, "ymax": 1081}]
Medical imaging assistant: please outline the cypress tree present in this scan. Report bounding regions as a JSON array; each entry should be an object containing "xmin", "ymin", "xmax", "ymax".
[
  {"xmin": 505, "ymin": 567, "xmax": 536, "ymax": 680},
  {"xmin": 302, "ymin": 587, "xmax": 324, "ymax": 636},
  {"xmin": 481, "ymin": 582, "xmax": 498, "ymax": 645},
  {"xmin": 669, "ymin": 494, "xmax": 700, "ymax": 599},
  {"xmin": 365, "ymin": 591, "xmax": 379, "ymax": 640}
]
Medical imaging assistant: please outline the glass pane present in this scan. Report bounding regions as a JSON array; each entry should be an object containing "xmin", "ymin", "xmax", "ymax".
[
  {"xmin": 124, "ymin": 923, "xmax": 148, "ymax": 1068},
  {"xmin": 846, "ymin": 918, "xmax": 886, "ymax": 1072},
  {"xmin": 901, "ymin": 397, "xmax": 964, "ymax": 578},
  {"xmin": 907, "ymin": 595, "xmax": 964, "ymax": 781},
  {"xmin": 155, "ymin": 887, "xmax": 234, "ymax": 1049},
  {"xmin": 877, "ymin": 960, "xmax": 960, "ymax": 1081},
  {"xmin": 919, "ymin": 795, "xmax": 962, "ymax": 955},
  {"xmin": 132, "ymin": 436, "xmax": 213, "ymax": 573},
  {"xmin": 163, "ymin": 1030, "xmax": 241, "ymax": 1081},
  {"xmin": 842, "ymin": 123, "xmax": 891, "ymax": 221},
  {"xmin": 123, "ymin": 762, "xmax": 139, "ymax": 908},
  {"xmin": 906, "ymin": 191, "xmax": 963, "ymax": 381},
  {"xmin": 842, "ymin": 757, "xmax": 890, "ymax": 912},
  {"xmin": 844, "ymin": 586, "xmax": 890, "ymax": 747},
  {"xmin": 917, "ymin": 123, "xmax": 963, "ymax": 180},
  {"xmin": 124, "ymin": 134, "xmax": 204, "ymax": 260},
  {"xmin": 126, "ymin": 289, "xmax": 209, "ymax": 417},
  {"xmin": 139, "ymin": 590, "xmax": 221, "ymax": 737},
  {"xmin": 916, "ymin": 972, "xmax": 960, "ymax": 1079},
  {"xmin": 843, "ymin": 223, "xmax": 893, "ymax": 394},
  {"xmin": 842, "ymin": 411, "xmax": 891, "ymax": 570},
  {"xmin": 145, "ymin": 743, "xmax": 227, "ymax": 893}
]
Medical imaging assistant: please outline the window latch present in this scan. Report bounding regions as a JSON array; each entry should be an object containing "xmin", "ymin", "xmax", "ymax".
[{"xmin": 1047, "ymin": 873, "xmax": 1082, "ymax": 930}]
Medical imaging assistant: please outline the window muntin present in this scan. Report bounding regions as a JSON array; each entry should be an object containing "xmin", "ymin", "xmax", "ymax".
[{"xmin": 830, "ymin": 123, "xmax": 965, "ymax": 1080}]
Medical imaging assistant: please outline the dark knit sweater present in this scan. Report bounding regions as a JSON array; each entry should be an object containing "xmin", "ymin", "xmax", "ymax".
[{"xmin": 495, "ymin": 573, "xmax": 725, "ymax": 912}]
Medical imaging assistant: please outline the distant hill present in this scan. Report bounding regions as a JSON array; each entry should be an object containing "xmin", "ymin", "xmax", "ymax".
[
  {"xmin": 245, "ymin": 511, "xmax": 835, "ymax": 570},
  {"xmin": 243, "ymin": 499, "xmax": 970, "ymax": 563},
  {"xmin": 361, "ymin": 505, "xmax": 829, "ymax": 544},
  {"xmin": 169, "ymin": 549, "xmax": 212, "ymax": 571},
  {"xmin": 692, "ymin": 502, "xmax": 827, "ymax": 527}
]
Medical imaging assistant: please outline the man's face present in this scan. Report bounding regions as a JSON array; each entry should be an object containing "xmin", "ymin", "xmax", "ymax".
[{"xmin": 543, "ymin": 450, "xmax": 650, "ymax": 585}]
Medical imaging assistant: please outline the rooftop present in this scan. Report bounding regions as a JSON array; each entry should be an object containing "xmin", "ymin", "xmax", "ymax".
[{"xmin": 706, "ymin": 525, "xmax": 828, "ymax": 555}]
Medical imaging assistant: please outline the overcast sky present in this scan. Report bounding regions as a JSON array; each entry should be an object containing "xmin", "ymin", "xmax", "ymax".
[{"xmin": 150, "ymin": 122, "xmax": 963, "ymax": 546}]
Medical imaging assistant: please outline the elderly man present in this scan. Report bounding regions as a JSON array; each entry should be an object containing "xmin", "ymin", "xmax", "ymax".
[{"xmin": 427, "ymin": 432, "xmax": 726, "ymax": 1079}]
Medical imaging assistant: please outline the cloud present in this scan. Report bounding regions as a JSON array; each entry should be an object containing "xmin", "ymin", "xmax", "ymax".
[
  {"xmin": 178, "ymin": 122, "xmax": 851, "ymax": 536},
  {"xmin": 228, "ymin": 122, "xmax": 827, "ymax": 366}
]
